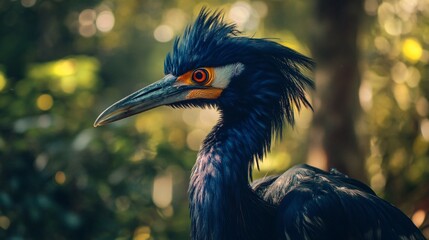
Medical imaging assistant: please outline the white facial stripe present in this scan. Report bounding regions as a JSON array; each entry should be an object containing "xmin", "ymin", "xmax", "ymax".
[{"xmin": 212, "ymin": 63, "xmax": 244, "ymax": 89}]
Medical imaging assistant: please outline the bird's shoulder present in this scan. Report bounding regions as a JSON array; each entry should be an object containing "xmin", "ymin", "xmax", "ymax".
[
  {"xmin": 251, "ymin": 164, "xmax": 424, "ymax": 240},
  {"xmin": 252, "ymin": 164, "xmax": 374, "ymax": 204}
]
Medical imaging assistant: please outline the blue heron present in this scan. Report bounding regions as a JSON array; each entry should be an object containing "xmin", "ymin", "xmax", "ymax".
[{"xmin": 94, "ymin": 9, "xmax": 424, "ymax": 240}]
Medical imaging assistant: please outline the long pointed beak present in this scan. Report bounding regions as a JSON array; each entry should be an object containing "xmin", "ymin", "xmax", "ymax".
[{"xmin": 94, "ymin": 74, "xmax": 187, "ymax": 127}]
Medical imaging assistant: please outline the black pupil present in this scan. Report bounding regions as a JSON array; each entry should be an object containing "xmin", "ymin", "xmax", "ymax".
[{"xmin": 195, "ymin": 71, "xmax": 204, "ymax": 80}]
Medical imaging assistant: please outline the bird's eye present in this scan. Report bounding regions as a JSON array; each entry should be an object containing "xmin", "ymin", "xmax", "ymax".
[{"xmin": 192, "ymin": 69, "xmax": 209, "ymax": 84}]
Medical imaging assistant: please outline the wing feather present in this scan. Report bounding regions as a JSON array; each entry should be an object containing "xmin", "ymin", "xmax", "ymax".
[{"xmin": 251, "ymin": 164, "xmax": 425, "ymax": 240}]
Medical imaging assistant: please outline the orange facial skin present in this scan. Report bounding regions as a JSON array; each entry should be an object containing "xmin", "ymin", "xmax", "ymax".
[
  {"xmin": 187, "ymin": 88, "xmax": 223, "ymax": 99},
  {"xmin": 176, "ymin": 67, "xmax": 223, "ymax": 100}
]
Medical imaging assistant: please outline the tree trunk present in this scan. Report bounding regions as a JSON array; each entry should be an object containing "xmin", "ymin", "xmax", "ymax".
[{"xmin": 307, "ymin": 0, "xmax": 366, "ymax": 181}]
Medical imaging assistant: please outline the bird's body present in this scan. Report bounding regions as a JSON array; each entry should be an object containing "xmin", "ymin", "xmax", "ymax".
[
  {"xmin": 253, "ymin": 164, "xmax": 423, "ymax": 239},
  {"xmin": 94, "ymin": 9, "xmax": 425, "ymax": 240}
]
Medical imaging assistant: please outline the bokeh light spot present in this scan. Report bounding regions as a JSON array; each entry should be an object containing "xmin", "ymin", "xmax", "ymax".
[
  {"xmin": 393, "ymin": 83, "xmax": 410, "ymax": 110},
  {"xmin": 0, "ymin": 216, "xmax": 10, "ymax": 230},
  {"xmin": 412, "ymin": 209, "xmax": 426, "ymax": 227},
  {"xmin": 229, "ymin": 1, "xmax": 252, "ymax": 25},
  {"xmin": 406, "ymin": 67, "xmax": 421, "ymax": 87},
  {"xmin": 391, "ymin": 61, "xmax": 408, "ymax": 84},
  {"xmin": 152, "ymin": 172, "xmax": 173, "ymax": 209},
  {"xmin": 164, "ymin": 8, "xmax": 187, "ymax": 31},
  {"xmin": 79, "ymin": 9, "xmax": 96, "ymax": 26},
  {"xmin": 134, "ymin": 226, "xmax": 151, "ymax": 240},
  {"xmin": 364, "ymin": 0, "xmax": 378, "ymax": 15},
  {"xmin": 186, "ymin": 129, "xmax": 205, "ymax": 151},
  {"xmin": 252, "ymin": 1, "xmax": 268, "ymax": 18},
  {"xmin": 35, "ymin": 154, "xmax": 48, "ymax": 171},
  {"xmin": 21, "ymin": 0, "xmax": 36, "ymax": 8},
  {"xmin": 383, "ymin": 17, "xmax": 402, "ymax": 36},
  {"xmin": 79, "ymin": 24, "xmax": 96, "ymax": 38},
  {"xmin": 53, "ymin": 59, "xmax": 75, "ymax": 77},
  {"xmin": 374, "ymin": 36, "xmax": 390, "ymax": 54},
  {"xmin": 79, "ymin": 9, "xmax": 97, "ymax": 37},
  {"xmin": 168, "ymin": 128, "xmax": 185, "ymax": 149},
  {"xmin": 359, "ymin": 81, "xmax": 373, "ymax": 111},
  {"xmin": 229, "ymin": 1, "xmax": 261, "ymax": 31},
  {"xmin": 36, "ymin": 94, "xmax": 54, "ymax": 111},
  {"xmin": 96, "ymin": 11, "xmax": 115, "ymax": 32},
  {"xmin": 182, "ymin": 109, "xmax": 200, "ymax": 126},
  {"xmin": 402, "ymin": 38, "xmax": 423, "ymax": 62},
  {"xmin": 60, "ymin": 77, "xmax": 77, "ymax": 94},
  {"xmin": 370, "ymin": 171, "xmax": 386, "ymax": 192},
  {"xmin": 55, "ymin": 171, "xmax": 66, "ymax": 185},
  {"xmin": 198, "ymin": 109, "xmax": 219, "ymax": 128},
  {"xmin": 420, "ymin": 119, "xmax": 429, "ymax": 141},
  {"xmin": 0, "ymin": 72, "xmax": 7, "ymax": 91},
  {"xmin": 416, "ymin": 97, "xmax": 429, "ymax": 117},
  {"xmin": 153, "ymin": 25, "xmax": 174, "ymax": 42}
]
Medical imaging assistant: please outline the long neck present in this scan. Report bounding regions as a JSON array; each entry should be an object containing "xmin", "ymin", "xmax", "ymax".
[{"xmin": 188, "ymin": 109, "xmax": 275, "ymax": 240}]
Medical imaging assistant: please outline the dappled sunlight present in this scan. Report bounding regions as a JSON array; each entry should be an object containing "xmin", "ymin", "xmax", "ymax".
[
  {"xmin": 20, "ymin": 0, "xmax": 36, "ymax": 8},
  {"xmin": 152, "ymin": 171, "xmax": 173, "ymax": 209},
  {"xmin": 28, "ymin": 56, "xmax": 99, "ymax": 94},
  {"xmin": 412, "ymin": 209, "xmax": 427, "ymax": 227},
  {"xmin": 36, "ymin": 94, "xmax": 54, "ymax": 111},
  {"xmin": 363, "ymin": 0, "xmax": 429, "ymax": 212},
  {"xmin": 228, "ymin": 1, "xmax": 268, "ymax": 32},
  {"xmin": 0, "ymin": 71, "xmax": 7, "ymax": 92},
  {"xmin": 254, "ymin": 152, "xmax": 291, "ymax": 175},
  {"xmin": 52, "ymin": 59, "xmax": 76, "ymax": 77},
  {"xmin": 403, "ymin": 38, "xmax": 423, "ymax": 62},
  {"xmin": 366, "ymin": 138, "xmax": 386, "ymax": 193},
  {"xmin": 134, "ymin": 226, "xmax": 151, "ymax": 240},
  {"xmin": 167, "ymin": 128, "xmax": 186, "ymax": 149},
  {"xmin": 79, "ymin": 9, "xmax": 97, "ymax": 37},
  {"xmin": 78, "ymin": 7, "xmax": 115, "ymax": 37},
  {"xmin": 359, "ymin": 80, "xmax": 373, "ymax": 111},
  {"xmin": 229, "ymin": 2, "xmax": 252, "ymax": 30},
  {"xmin": 96, "ymin": 10, "xmax": 115, "ymax": 33},
  {"xmin": 163, "ymin": 8, "xmax": 188, "ymax": 32},
  {"xmin": 0, "ymin": 216, "xmax": 10, "ymax": 230},
  {"xmin": 186, "ymin": 129, "xmax": 206, "ymax": 151},
  {"xmin": 420, "ymin": 119, "xmax": 429, "ymax": 140},
  {"xmin": 393, "ymin": 83, "xmax": 411, "ymax": 110},
  {"xmin": 55, "ymin": 171, "xmax": 67, "ymax": 185},
  {"xmin": 416, "ymin": 97, "xmax": 429, "ymax": 116},
  {"xmin": 153, "ymin": 25, "xmax": 174, "ymax": 43}
]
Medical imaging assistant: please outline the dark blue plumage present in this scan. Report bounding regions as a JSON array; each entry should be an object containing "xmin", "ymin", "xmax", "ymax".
[
  {"xmin": 165, "ymin": 9, "xmax": 313, "ymax": 165},
  {"xmin": 167, "ymin": 9, "xmax": 424, "ymax": 240},
  {"xmin": 95, "ymin": 8, "xmax": 425, "ymax": 240}
]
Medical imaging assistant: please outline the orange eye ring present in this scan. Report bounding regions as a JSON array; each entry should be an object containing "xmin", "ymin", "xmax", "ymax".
[{"xmin": 192, "ymin": 69, "xmax": 209, "ymax": 84}]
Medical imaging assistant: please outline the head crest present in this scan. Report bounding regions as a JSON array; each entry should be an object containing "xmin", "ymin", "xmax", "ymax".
[
  {"xmin": 164, "ymin": 8, "xmax": 242, "ymax": 75},
  {"xmin": 165, "ymin": 8, "xmax": 314, "ymax": 128}
]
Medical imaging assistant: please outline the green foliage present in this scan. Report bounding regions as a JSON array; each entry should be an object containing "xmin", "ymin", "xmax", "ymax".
[{"xmin": 361, "ymin": 0, "xmax": 429, "ymax": 211}]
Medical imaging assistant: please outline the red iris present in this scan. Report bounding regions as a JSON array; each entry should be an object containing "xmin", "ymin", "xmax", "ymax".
[{"xmin": 192, "ymin": 69, "xmax": 209, "ymax": 84}]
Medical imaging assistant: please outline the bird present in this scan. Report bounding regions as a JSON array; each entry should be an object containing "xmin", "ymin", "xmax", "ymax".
[{"xmin": 94, "ymin": 8, "xmax": 425, "ymax": 240}]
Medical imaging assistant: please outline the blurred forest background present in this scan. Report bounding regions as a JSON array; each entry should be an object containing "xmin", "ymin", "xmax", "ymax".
[{"xmin": 1, "ymin": 0, "xmax": 429, "ymax": 239}]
